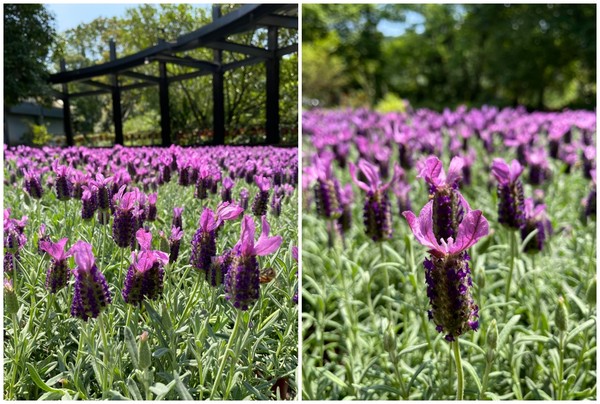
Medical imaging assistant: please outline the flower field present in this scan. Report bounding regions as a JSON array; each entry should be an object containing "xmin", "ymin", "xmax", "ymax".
[
  {"xmin": 4, "ymin": 144, "xmax": 298, "ymax": 400},
  {"xmin": 301, "ymin": 107, "xmax": 596, "ymax": 400}
]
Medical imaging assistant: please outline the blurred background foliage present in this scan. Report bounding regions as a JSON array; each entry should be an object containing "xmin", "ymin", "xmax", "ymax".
[{"xmin": 302, "ymin": 4, "xmax": 596, "ymax": 111}]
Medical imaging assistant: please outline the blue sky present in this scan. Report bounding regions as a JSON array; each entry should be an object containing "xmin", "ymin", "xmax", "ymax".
[{"xmin": 46, "ymin": 4, "xmax": 141, "ymax": 32}]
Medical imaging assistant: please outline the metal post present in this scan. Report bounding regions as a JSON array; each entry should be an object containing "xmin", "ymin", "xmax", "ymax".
[
  {"xmin": 60, "ymin": 59, "xmax": 74, "ymax": 146},
  {"xmin": 110, "ymin": 39, "xmax": 123, "ymax": 145},
  {"xmin": 212, "ymin": 5, "xmax": 225, "ymax": 145},
  {"xmin": 266, "ymin": 26, "xmax": 280, "ymax": 144},
  {"xmin": 159, "ymin": 60, "xmax": 171, "ymax": 146}
]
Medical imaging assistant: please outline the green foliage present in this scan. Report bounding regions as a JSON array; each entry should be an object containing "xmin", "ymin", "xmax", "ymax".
[
  {"xmin": 302, "ymin": 137, "xmax": 596, "ymax": 400},
  {"xmin": 303, "ymin": 4, "xmax": 596, "ymax": 110},
  {"xmin": 4, "ymin": 4, "xmax": 57, "ymax": 106},
  {"xmin": 29, "ymin": 123, "xmax": 53, "ymax": 146}
]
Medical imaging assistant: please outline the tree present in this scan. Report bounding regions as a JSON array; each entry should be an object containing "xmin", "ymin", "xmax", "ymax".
[{"xmin": 4, "ymin": 4, "xmax": 56, "ymax": 106}]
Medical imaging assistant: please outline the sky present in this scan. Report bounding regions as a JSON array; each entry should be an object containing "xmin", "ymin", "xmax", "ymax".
[
  {"xmin": 46, "ymin": 3, "xmax": 422, "ymax": 37},
  {"xmin": 46, "ymin": 4, "xmax": 141, "ymax": 32}
]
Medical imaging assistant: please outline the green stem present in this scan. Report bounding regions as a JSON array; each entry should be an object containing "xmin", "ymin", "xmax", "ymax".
[
  {"xmin": 210, "ymin": 310, "xmax": 242, "ymax": 399},
  {"xmin": 98, "ymin": 312, "xmax": 111, "ymax": 397},
  {"xmin": 558, "ymin": 332, "xmax": 565, "ymax": 400},
  {"xmin": 453, "ymin": 340, "xmax": 464, "ymax": 400},
  {"xmin": 504, "ymin": 230, "xmax": 517, "ymax": 305},
  {"xmin": 480, "ymin": 359, "xmax": 492, "ymax": 399},
  {"xmin": 10, "ymin": 313, "xmax": 20, "ymax": 399},
  {"xmin": 379, "ymin": 242, "xmax": 393, "ymax": 328},
  {"xmin": 179, "ymin": 278, "xmax": 201, "ymax": 329}
]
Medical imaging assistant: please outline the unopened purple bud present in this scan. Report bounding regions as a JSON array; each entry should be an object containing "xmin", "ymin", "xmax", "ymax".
[
  {"xmin": 424, "ymin": 253, "xmax": 478, "ymax": 341},
  {"xmin": 71, "ymin": 264, "xmax": 112, "ymax": 321},
  {"xmin": 313, "ymin": 179, "xmax": 341, "ymax": 220},
  {"xmin": 46, "ymin": 259, "xmax": 70, "ymax": 293},
  {"xmin": 363, "ymin": 190, "xmax": 393, "ymax": 242},
  {"xmin": 251, "ymin": 190, "xmax": 269, "ymax": 217},
  {"xmin": 24, "ymin": 173, "xmax": 43, "ymax": 199},
  {"xmin": 497, "ymin": 180, "xmax": 525, "ymax": 229},
  {"xmin": 190, "ymin": 229, "xmax": 216, "ymax": 275},
  {"xmin": 225, "ymin": 254, "xmax": 259, "ymax": 311},
  {"xmin": 122, "ymin": 261, "xmax": 164, "ymax": 306},
  {"xmin": 55, "ymin": 175, "xmax": 71, "ymax": 201}
]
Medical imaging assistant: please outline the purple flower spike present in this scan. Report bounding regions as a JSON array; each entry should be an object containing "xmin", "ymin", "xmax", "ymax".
[
  {"xmin": 122, "ymin": 229, "xmax": 169, "ymax": 306},
  {"xmin": 52, "ymin": 161, "xmax": 72, "ymax": 201},
  {"xmin": 146, "ymin": 193, "xmax": 157, "ymax": 221},
  {"xmin": 521, "ymin": 198, "xmax": 552, "ymax": 253},
  {"xmin": 403, "ymin": 193, "xmax": 489, "ymax": 341},
  {"xmin": 40, "ymin": 238, "xmax": 72, "ymax": 293},
  {"xmin": 172, "ymin": 207, "xmax": 184, "ymax": 230},
  {"xmin": 23, "ymin": 169, "xmax": 43, "ymax": 199},
  {"xmin": 168, "ymin": 226, "xmax": 184, "ymax": 263},
  {"xmin": 349, "ymin": 160, "xmax": 400, "ymax": 242},
  {"xmin": 222, "ymin": 177, "xmax": 234, "ymax": 202},
  {"xmin": 312, "ymin": 156, "xmax": 342, "ymax": 220},
  {"xmin": 69, "ymin": 241, "xmax": 112, "ymax": 321},
  {"xmin": 251, "ymin": 176, "xmax": 271, "ymax": 217},
  {"xmin": 491, "ymin": 158, "xmax": 525, "ymax": 229},
  {"xmin": 418, "ymin": 156, "xmax": 464, "ymax": 192},
  {"xmin": 226, "ymin": 215, "xmax": 282, "ymax": 310},
  {"xmin": 190, "ymin": 208, "xmax": 219, "ymax": 275}
]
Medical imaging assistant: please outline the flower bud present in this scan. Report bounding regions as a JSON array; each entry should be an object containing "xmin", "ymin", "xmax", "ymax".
[
  {"xmin": 138, "ymin": 331, "xmax": 152, "ymax": 370},
  {"xmin": 4, "ymin": 279, "xmax": 19, "ymax": 315},
  {"xmin": 555, "ymin": 296, "xmax": 568, "ymax": 332},
  {"xmin": 486, "ymin": 319, "xmax": 498, "ymax": 351}
]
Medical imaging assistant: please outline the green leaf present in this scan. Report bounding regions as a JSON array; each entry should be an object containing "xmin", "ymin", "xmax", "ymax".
[
  {"xmin": 567, "ymin": 318, "xmax": 596, "ymax": 343},
  {"xmin": 153, "ymin": 347, "xmax": 171, "ymax": 358},
  {"xmin": 124, "ymin": 326, "xmax": 139, "ymax": 369},
  {"xmin": 498, "ymin": 315, "xmax": 521, "ymax": 349},
  {"xmin": 462, "ymin": 360, "xmax": 482, "ymax": 393},
  {"xmin": 126, "ymin": 378, "xmax": 143, "ymax": 400},
  {"xmin": 26, "ymin": 363, "xmax": 64, "ymax": 395}
]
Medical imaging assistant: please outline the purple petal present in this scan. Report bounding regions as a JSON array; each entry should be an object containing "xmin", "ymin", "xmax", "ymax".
[
  {"xmin": 403, "ymin": 201, "xmax": 441, "ymax": 252},
  {"xmin": 254, "ymin": 235, "xmax": 283, "ymax": 256},
  {"xmin": 450, "ymin": 210, "xmax": 489, "ymax": 254},
  {"xmin": 445, "ymin": 156, "xmax": 464, "ymax": 186},
  {"xmin": 509, "ymin": 160, "xmax": 524, "ymax": 183},
  {"xmin": 136, "ymin": 228, "xmax": 153, "ymax": 251},
  {"xmin": 491, "ymin": 158, "xmax": 511, "ymax": 185},
  {"xmin": 349, "ymin": 162, "xmax": 370, "ymax": 192},
  {"xmin": 419, "ymin": 156, "xmax": 444, "ymax": 187},
  {"xmin": 358, "ymin": 159, "xmax": 380, "ymax": 190},
  {"xmin": 238, "ymin": 215, "xmax": 255, "ymax": 256},
  {"xmin": 69, "ymin": 240, "xmax": 95, "ymax": 272}
]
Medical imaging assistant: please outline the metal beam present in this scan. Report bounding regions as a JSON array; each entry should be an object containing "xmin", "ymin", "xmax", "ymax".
[
  {"xmin": 121, "ymin": 81, "xmax": 157, "ymax": 92},
  {"xmin": 159, "ymin": 61, "xmax": 171, "ymax": 146},
  {"xmin": 258, "ymin": 14, "xmax": 298, "ymax": 30},
  {"xmin": 266, "ymin": 26, "xmax": 280, "ymax": 144},
  {"xmin": 60, "ymin": 60, "xmax": 74, "ymax": 146},
  {"xmin": 82, "ymin": 79, "xmax": 114, "ymax": 90},
  {"xmin": 121, "ymin": 71, "xmax": 160, "ymax": 83},
  {"xmin": 69, "ymin": 88, "xmax": 110, "ymax": 98},
  {"xmin": 207, "ymin": 41, "xmax": 270, "ymax": 58},
  {"xmin": 167, "ymin": 69, "xmax": 212, "ymax": 84},
  {"xmin": 222, "ymin": 56, "xmax": 266, "ymax": 72},
  {"xmin": 212, "ymin": 5, "xmax": 225, "ymax": 146},
  {"xmin": 276, "ymin": 43, "xmax": 298, "ymax": 58},
  {"xmin": 153, "ymin": 54, "xmax": 218, "ymax": 72},
  {"xmin": 110, "ymin": 39, "xmax": 124, "ymax": 146}
]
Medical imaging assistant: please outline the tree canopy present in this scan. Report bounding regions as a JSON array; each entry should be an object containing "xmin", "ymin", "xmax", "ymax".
[
  {"xmin": 4, "ymin": 4, "xmax": 57, "ymax": 106},
  {"xmin": 303, "ymin": 4, "xmax": 596, "ymax": 111}
]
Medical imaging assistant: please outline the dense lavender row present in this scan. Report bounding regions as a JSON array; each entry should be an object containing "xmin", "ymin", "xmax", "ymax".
[
  {"xmin": 302, "ymin": 106, "xmax": 596, "ymax": 400},
  {"xmin": 4, "ymin": 144, "xmax": 298, "ymax": 400}
]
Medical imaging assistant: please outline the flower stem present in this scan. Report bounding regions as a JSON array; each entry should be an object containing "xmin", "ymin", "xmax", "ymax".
[
  {"xmin": 453, "ymin": 340, "xmax": 464, "ymax": 400},
  {"xmin": 379, "ymin": 242, "xmax": 393, "ymax": 326},
  {"xmin": 98, "ymin": 312, "xmax": 111, "ymax": 397},
  {"xmin": 210, "ymin": 310, "xmax": 242, "ymax": 399},
  {"xmin": 558, "ymin": 331, "xmax": 565, "ymax": 400},
  {"xmin": 480, "ymin": 359, "xmax": 492, "ymax": 399},
  {"xmin": 504, "ymin": 230, "xmax": 517, "ymax": 305}
]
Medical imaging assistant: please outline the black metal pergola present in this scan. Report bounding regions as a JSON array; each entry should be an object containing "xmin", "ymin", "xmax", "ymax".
[{"xmin": 48, "ymin": 4, "xmax": 297, "ymax": 147}]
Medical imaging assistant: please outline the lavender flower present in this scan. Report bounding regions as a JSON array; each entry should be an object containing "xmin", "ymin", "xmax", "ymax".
[
  {"xmin": 521, "ymin": 198, "xmax": 552, "ymax": 253},
  {"xmin": 146, "ymin": 193, "xmax": 157, "ymax": 221},
  {"xmin": 404, "ymin": 201, "xmax": 489, "ymax": 341},
  {"xmin": 251, "ymin": 176, "xmax": 271, "ymax": 217},
  {"xmin": 225, "ymin": 215, "xmax": 282, "ymax": 310},
  {"xmin": 122, "ymin": 229, "xmax": 169, "ymax": 306},
  {"xmin": 190, "ymin": 208, "xmax": 219, "ymax": 275},
  {"xmin": 491, "ymin": 158, "xmax": 525, "ymax": 229},
  {"xmin": 221, "ymin": 177, "xmax": 234, "ymax": 203},
  {"xmin": 112, "ymin": 187, "xmax": 138, "ymax": 248},
  {"xmin": 418, "ymin": 156, "xmax": 466, "ymax": 243},
  {"xmin": 239, "ymin": 188, "xmax": 249, "ymax": 210},
  {"xmin": 40, "ymin": 238, "xmax": 71, "ymax": 293},
  {"xmin": 208, "ymin": 249, "xmax": 233, "ymax": 287},
  {"xmin": 172, "ymin": 207, "xmax": 184, "ymax": 230},
  {"xmin": 70, "ymin": 241, "xmax": 112, "ymax": 321},
  {"xmin": 52, "ymin": 161, "xmax": 71, "ymax": 201},
  {"xmin": 23, "ymin": 168, "xmax": 43, "ymax": 199},
  {"xmin": 168, "ymin": 226, "xmax": 184, "ymax": 263},
  {"xmin": 37, "ymin": 223, "xmax": 51, "ymax": 255},
  {"xmin": 312, "ymin": 156, "xmax": 342, "ymax": 220}
]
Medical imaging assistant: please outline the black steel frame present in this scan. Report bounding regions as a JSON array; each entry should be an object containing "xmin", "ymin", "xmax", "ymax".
[{"xmin": 48, "ymin": 4, "xmax": 298, "ymax": 146}]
